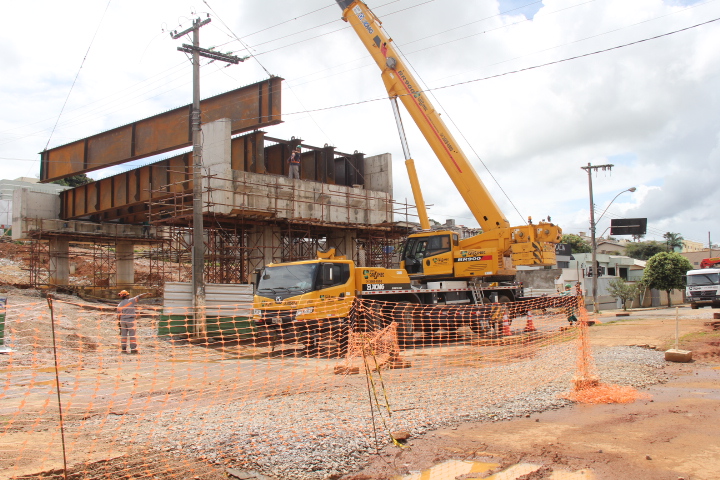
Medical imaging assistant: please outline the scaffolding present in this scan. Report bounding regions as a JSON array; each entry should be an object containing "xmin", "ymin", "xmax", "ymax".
[{"xmin": 142, "ymin": 173, "xmax": 415, "ymax": 285}]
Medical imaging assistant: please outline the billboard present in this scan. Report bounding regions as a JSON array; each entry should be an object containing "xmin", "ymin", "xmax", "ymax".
[
  {"xmin": 555, "ymin": 243, "xmax": 571, "ymax": 257},
  {"xmin": 610, "ymin": 218, "xmax": 647, "ymax": 236}
]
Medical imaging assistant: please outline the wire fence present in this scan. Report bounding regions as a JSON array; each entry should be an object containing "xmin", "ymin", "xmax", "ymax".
[{"xmin": 0, "ymin": 294, "xmax": 619, "ymax": 479}]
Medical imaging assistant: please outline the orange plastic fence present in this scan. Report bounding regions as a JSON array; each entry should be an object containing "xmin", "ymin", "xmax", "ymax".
[{"xmin": 0, "ymin": 293, "xmax": 627, "ymax": 479}]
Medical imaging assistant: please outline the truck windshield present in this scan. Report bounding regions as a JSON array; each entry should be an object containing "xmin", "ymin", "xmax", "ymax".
[
  {"xmin": 687, "ymin": 273, "xmax": 720, "ymax": 286},
  {"xmin": 257, "ymin": 264, "xmax": 318, "ymax": 294}
]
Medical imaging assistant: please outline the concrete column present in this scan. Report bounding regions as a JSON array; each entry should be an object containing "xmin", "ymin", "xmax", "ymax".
[
  {"xmin": 49, "ymin": 238, "xmax": 69, "ymax": 286},
  {"xmin": 202, "ymin": 118, "xmax": 233, "ymax": 215},
  {"xmin": 116, "ymin": 241, "xmax": 135, "ymax": 287},
  {"xmin": 363, "ymin": 153, "xmax": 392, "ymax": 196}
]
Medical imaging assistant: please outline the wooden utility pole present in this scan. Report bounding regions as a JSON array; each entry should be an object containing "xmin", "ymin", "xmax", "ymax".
[{"xmin": 171, "ymin": 17, "xmax": 243, "ymax": 337}]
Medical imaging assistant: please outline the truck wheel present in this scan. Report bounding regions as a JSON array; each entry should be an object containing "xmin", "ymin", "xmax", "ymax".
[
  {"xmin": 691, "ymin": 303, "xmax": 699, "ymax": 310},
  {"xmin": 307, "ymin": 321, "xmax": 350, "ymax": 358},
  {"xmin": 366, "ymin": 302, "xmax": 388, "ymax": 332},
  {"xmin": 329, "ymin": 321, "xmax": 350, "ymax": 357},
  {"xmin": 498, "ymin": 295, "xmax": 516, "ymax": 322},
  {"xmin": 392, "ymin": 302, "xmax": 416, "ymax": 348}
]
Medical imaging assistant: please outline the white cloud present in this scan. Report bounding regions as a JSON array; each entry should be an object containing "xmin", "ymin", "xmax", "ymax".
[{"xmin": 0, "ymin": 0, "xmax": 718, "ymax": 245}]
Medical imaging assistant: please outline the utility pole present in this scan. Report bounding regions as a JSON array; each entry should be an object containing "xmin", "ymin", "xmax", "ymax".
[
  {"xmin": 581, "ymin": 163, "xmax": 613, "ymax": 314},
  {"xmin": 171, "ymin": 17, "xmax": 243, "ymax": 337}
]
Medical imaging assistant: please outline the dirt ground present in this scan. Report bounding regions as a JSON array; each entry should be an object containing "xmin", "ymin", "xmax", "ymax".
[
  {"xmin": 2, "ymin": 239, "xmax": 720, "ymax": 480},
  {"xmin": 348, "ymin": 308, "xmax": 720, "ymax": 480}
]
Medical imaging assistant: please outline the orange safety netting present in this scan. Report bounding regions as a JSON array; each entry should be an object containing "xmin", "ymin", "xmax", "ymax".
[
  {"xmin": 561, "ymin": 312, "xmax": 650, "ymax": 405},
  {"xmin": 0, "ymin": 292, "xmax": 636, "ymax": 479}
]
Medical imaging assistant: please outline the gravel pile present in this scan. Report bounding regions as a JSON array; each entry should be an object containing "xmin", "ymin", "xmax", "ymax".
[{"xmin": 86, "ymin": 345, "xmax": 666, "ymax": 480}]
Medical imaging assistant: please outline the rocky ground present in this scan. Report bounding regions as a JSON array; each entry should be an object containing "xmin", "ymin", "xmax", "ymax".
[
  {"xmin": 2, "ymin": 239, "xmax": 719, "ymax": 480},
  {"xmin": 88, "ymin": 345, "xmax": 665, "ymax": 480}
]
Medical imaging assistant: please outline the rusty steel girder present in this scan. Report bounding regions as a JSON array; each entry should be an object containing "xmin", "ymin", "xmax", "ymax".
[
  {"xmin": 41, "ymin": 77, "xmax": 282, "ymax": 183},
  {"xmin": 60, "ymin": 131, "xmax": 268, "ymax": 222}
]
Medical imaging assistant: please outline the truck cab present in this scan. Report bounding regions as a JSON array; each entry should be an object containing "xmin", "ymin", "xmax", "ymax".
[
  {"xmin": 686, "ymin": 268, "xmax": 720, "ymax": 309},
  {"xmin": 252, "ymin": 253, "xmax": 356, "ymax": 349}
]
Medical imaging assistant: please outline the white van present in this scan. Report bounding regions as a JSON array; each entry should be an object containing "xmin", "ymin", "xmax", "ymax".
[{"xmin": 686, "ymin": 268, "xmax": 720, "ymax": 309}]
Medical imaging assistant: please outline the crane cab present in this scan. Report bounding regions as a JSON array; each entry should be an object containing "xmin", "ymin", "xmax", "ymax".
[{"xmin": 401, "ymin": 230, "xmax": 457, "ymax": 278}]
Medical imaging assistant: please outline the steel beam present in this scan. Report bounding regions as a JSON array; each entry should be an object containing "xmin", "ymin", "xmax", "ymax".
[
  {"xmin": 60, "ymin": 131, "xmax": 267, "ymax": 222},
  {"xmin": 41, "ymin": 77, "xmax": 282, "ymax": 182}
]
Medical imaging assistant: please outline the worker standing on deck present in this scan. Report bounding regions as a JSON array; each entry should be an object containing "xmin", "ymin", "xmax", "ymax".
[
  {"xmin": 117, "ymin": 290, "xmax": 149, "ymax": 354},
  {"xmin": 288, "ymin": 147, "xmax": 301, "ymax": 179}
]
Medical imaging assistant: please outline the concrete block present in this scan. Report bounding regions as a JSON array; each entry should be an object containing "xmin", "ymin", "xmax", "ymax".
[{"xmin": 664, "ymin": 349, "xmax": 693, "ymax": 363}]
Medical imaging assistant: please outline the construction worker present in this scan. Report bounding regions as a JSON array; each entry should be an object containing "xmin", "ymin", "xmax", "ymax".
[
  {"xmin": 560, "ymin": 284, "xmax": 578, "ymax": 325},
  {"xmin": 288, "ymin": 147, "xmax": 301, "ymax": 179},
  {"xmin": 117, "ymin": 290, "xmax": 149, "ymax": 354}
]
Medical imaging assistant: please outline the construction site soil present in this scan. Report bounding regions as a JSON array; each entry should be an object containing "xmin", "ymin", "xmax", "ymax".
[{"xmin": 1, "ymin": 241, "xmax": 719, "ymax": 480}]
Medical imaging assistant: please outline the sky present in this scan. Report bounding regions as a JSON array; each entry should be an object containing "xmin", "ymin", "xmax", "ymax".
[{"xmin": 1, "ymin": 0, "xmax": 719, "ymax": 247}]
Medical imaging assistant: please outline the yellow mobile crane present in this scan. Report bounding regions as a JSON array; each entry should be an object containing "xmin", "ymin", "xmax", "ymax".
[{"xmin": 252, "ymin": 1, "xmax": 562, "ymax": 351}]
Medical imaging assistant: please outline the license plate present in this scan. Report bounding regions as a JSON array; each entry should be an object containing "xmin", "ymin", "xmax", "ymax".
[{"xmin": 272, "ymin": 317, "xmax": 282, "ymax": 325}]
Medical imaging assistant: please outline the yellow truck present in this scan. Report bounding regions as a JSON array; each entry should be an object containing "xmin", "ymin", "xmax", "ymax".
[{"xmin": 253, "ymin": 1, "xmax": 562, "ymax": 352}]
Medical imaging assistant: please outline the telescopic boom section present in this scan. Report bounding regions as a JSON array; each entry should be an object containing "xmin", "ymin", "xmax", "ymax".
[{"xmin": 336, "ymin": 0, "xmax": 509, "ymax": 232}]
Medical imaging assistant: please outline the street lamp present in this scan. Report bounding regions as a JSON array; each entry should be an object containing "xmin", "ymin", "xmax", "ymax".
[{"xmin": 588, "ymin": 184, "xmax": 636, "ymax": 314}]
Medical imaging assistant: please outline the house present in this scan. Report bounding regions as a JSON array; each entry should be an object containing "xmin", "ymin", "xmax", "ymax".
[{"xmin": 680, "ymin": 248, "xmax": 720, "ymax": 269}]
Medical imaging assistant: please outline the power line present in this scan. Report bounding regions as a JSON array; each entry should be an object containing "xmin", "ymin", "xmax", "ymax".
[
  {"xmin": 431, "ymin": 0, "xmax": 719, "ymax": 83},
  {"xmin": 31, "ymin": 11, "xmax": 717, "ymax": 169},
  {"xmin": 43, "ymin": 0, "xmax": 113, "ymax": 152},
  {"xmin": 281, "ymin": 15, "xmax": 720, "ymax": 116},
  {"xmin": 392, "ymin": 40, "xmax": 527, "ymax": 225}
]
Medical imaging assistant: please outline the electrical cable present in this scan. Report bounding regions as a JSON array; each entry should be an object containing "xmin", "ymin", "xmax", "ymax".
[
  {"xmin": 399, "ymin": 0, "xmax": 544, "ymax": 47},
  {"xmin": 237, "ymin": 0, "xmax": 438, "ymax": 58},
  {"xmin": 43, "ymin": 0, "xmax": 113, "ymax": 152},
  {"xmin": 202, "ymin": 1, "xmax": 338, "ymax": 147},
  {"xmin": 393, "ymin": 38, "xmax": 528, "ymax": 225},
  {"xmin": 431, "ymin": 0, "xmax": 719, "ymax": 83},
  {"xmin": 280, "ymin": 15, "xmax": 720, "ymax": 117},
  {"xmin": 406, "ymin": 0, "xmax": 597, "ymax": 57},
  {"xmin": 202, "ymin": 1, "xmax": 274, "ymax": 78},
  {"xmin": 37, "ymin": 10, "xmax": 716, "ymax": 175}
]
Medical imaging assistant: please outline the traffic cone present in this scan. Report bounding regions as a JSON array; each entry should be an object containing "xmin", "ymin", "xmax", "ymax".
[
  {"xmin": 501, "ymin": 313, "xmax": 512, "ymax": 336},
  {"xmin": 524, "ymin": 311, "xmax": 537, "ymax": 332}
]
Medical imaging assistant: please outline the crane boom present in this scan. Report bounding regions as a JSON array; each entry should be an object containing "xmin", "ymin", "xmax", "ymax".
[
  {"xmin": 337, "ymin": 0, "xmax": 561, "ymax": 272},
  {"xmin": 337, "ymin": 0, "xmax": 509, "ymax": 231}
]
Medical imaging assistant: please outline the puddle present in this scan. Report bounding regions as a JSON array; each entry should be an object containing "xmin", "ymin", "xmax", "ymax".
[
  {"xmin": 395, "ymin": 460, "xmax": 595, "ymax": 480},
  {"xmin": 395, "ymin": 460, "xmax": 499, "ymax": 479}
]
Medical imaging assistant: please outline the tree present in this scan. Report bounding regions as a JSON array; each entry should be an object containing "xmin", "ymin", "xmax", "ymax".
[
  {"xmin": 663, "ymin": 232, "xmax": 684, "ymax": 252},
  {"xmin": 640, "ymin": 252, "xmax": 693, "ymax": 307},
  {"xmin": 606, "ymin": 278, "xmax": 639, "ymax": 311},
  {"xmin": 632, "ymin": 233, "xmax": 645, "ymax": 242},
  {"xmin": 52, "ymin": 174, "xmax": 92, "ymax": 188},
  {"xmin": 625, "ymin": 241, "xmax": 665, "ymax": 260},
  {"xmin": 561, "ymin": 234, "xmax": 591, "ymax": 254}
]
